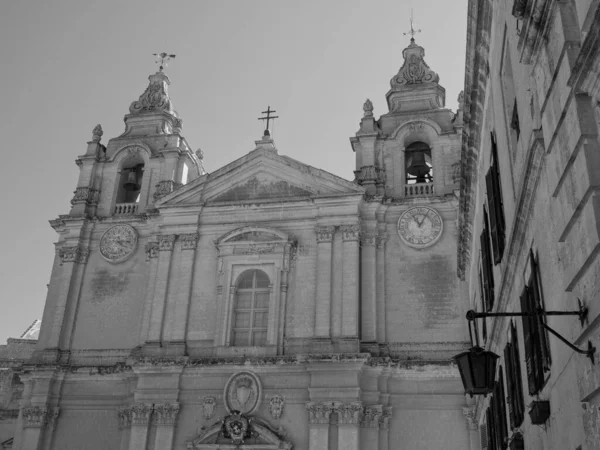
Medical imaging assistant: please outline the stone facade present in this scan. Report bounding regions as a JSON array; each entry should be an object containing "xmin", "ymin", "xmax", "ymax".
[
  {"xmin": 0, "ymin": 41, "xmax": 475, "ymax": 449},
  {"xmin": 461, "ymin": 0, "xmax": 600, "ymax": 449}
]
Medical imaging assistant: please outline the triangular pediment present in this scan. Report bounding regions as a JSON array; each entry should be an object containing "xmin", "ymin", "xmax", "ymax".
[{"xmin": 156, "ymin": 148, "xmax": 363, "ymax": 208}]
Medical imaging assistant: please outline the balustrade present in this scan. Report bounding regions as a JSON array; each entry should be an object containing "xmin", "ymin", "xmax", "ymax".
[
  {"xmin": 114, "ymin": 203, "xmax": 139, "ymax": 215},
  {"xmin": 405, "ymin": 182, "xmax": 434, "ymax": 197}
]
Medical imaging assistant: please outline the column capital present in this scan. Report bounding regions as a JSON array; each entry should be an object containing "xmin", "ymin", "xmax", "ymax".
[
  {"xmin": 58, "ymin": 245, "xmax": 89, "ymax": 265},
  {"xmin": 340, "ymin": 224, "xmax": 361, "ymax": 241},
  {"xmin": 158, "ymin": 234, "xmax": 177, "ymax": 251},
  {"xmin": 130, "ymin": 403, "xmax": 153, "ymax": 426},
  {"xmin": 154, "ymin": 402, "xmax": 180, "ymax": 426},
  {"xmin": 462, "ymin": 405, "xmax": 477, "ymax": 430},
  {"xmin": 145, "ymin": 242, "xmax": 159, "ymax": 260},
  {"xmin": 180, "ymin": 233, "xmax": 199, "ymax": 250},
  {"xmin": 117, "ymin": 406, "xmax": 133, "ymax": 429},
  {"xmin": 22, "ymin": 406, "xmax": 59, "ymax": 429},
  {"xmin": 334, "ymin": 401, "xmax": 363, "ymax": 425},
  {"xmin": 361, "ymin": 404, "xmax": 383, "ymax": 428},
  {"xmin": 305, "ymin": 401, "xmax": 335, "ymax": 425},
  {"xmin": 379, "ymin": 406, "xmax": 393, "ymax": 430},
  {"xmin": 315, "ymin": 226, "xmax": 336, "ymax": 243},
  {"xmin": 376, "ymin": 232, "xmax": 387, "ymax": 249},
  {"xmin": 70, "ymin": 187, "xmax": 100, "ymax": 206},
  {"xmin": 361, "ymin": 230, "xmax": 378, "ymax": 246}
]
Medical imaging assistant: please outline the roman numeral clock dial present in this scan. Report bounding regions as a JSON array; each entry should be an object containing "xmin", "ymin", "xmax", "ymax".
[
  {"xmin": 99, "ymin": 224, "xmax": 138, "ymax": 263},
  {"xmin": 397, "ymin": 206, "xmax": 443, "ymax": 248}
]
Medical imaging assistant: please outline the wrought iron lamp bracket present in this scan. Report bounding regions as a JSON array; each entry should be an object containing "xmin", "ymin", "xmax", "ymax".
[{"xmin": 465, "ymin": 299, "xmax": 595, "ymax": 364}]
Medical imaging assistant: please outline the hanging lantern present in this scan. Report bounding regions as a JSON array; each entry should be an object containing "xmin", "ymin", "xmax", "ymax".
[{"xmin": 452, "ymin": 346, "xmax": 499, "ymax": 397}]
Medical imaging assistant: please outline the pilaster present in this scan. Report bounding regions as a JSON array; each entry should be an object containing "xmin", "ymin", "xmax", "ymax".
[
  {"xmin": 117, "ymin": 406, "xmax": 133, "ymax": 450},
  {"xmin": 153, "ymin": 402, "xmax": 180, "ymax": 450},
  {"xmin": 314, "ymin": 226, "xmax": 335, "ymax": 340},
  {"xmin": 20, "ymin": 406, "xmax": 60, "ymax": 450},
  {"xmin": 340, "ymin": 225, "xmax": 360, "ymax": 340},
  {"xmin": 376, "ymin": 231, "xmax": 387, "ymax": 344},
  {"xmin": 163, "ymin": 233, "xmax": 198, "ymax": 352},
  {"xmin": 305, "ymin": 401, "xmax": 335, "ymax": 450},
  {"xmin": 378, "ymin": 406, "xmax": 392, "ymax": 450},
  {"xmin": 360, "ymin": 229, "xmax": 377, "ymax": 344},
  {"xmin": 146, "ymin": 235, "xmax": 176, "ymax": 348},
  {"xmin": 334, "ymin": 401, "xmax": 363, "ymax": 450},
  {"xmin": 360, "ymin": 405, "xmax": 382, "ymax": 450},
  {"xmin": 140, "ymin": 242, "xmax": 160, "ymax": 344},
  {"xmin": 127, "ymin": 403, "xmax": 153, "ymax": 450}
]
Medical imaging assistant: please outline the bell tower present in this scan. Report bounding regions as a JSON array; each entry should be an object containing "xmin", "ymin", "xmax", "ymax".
[
  {"xmin": 350, "ymin": 37, "xmax": 463, "ymax": 199},
  {"xmin": 69, "ymin": 64, "xmax": 203, "ymax": 219}
]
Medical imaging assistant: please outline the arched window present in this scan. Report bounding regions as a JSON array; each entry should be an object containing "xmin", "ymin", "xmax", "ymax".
[
  {"xmin": 405, "ymin": 141, "xmax": 433, "ymax": 184},
  {"xmin": 232, "ymin": 270, "xmax": 270, "ymax": 347}
]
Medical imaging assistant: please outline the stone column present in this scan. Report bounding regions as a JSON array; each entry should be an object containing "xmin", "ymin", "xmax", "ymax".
[
  {"xmin": 376, "ymin": 232, "xmax": 387, "ymax": 344},
  {"xmin": 341, "ymin": 225, "xmax": 360, "ymax": 340},
  {"xmin": 128, "ymin": 403, "xmax": 153, "ymax": 450},
  {"xmin": 305, "ymin": 402, "xmax": 334, "ymax": 450},
  {"xmin": 335, "ymin": 402, "xmax": 363, "ymax": 450},
  {"xmin": 360, "ymin": 405, "xmax": 382, "ymax": 450},
  {"xmin": 147, "ymin": 235, "xmax": 176, "ymax": 345},
  {"xmin": 360, "ymin": 230, "xmax": 377, "ymax": 343},
  {"xmin": 379, "ymin": 406, "xmax": 392, "ymax": 450},
  {"xmin": 153, "ymin": 402, "xmax": 180, "ymax": 450},
  {"xmin": 314, "ymin": 226, "xmax": 335, "ymax": 339},
  {"xmin": 163, "ymin": 233, "xmax": 198, "ymax": 350}
]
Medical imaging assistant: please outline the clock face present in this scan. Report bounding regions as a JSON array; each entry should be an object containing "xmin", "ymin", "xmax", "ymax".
[
  {"xmin": 99, "ymin": 224, "xmax": 138, "ymax": 263},
  {"xmin": 397, "ymin": 206, "xmax": 443, "ymax": 248}
]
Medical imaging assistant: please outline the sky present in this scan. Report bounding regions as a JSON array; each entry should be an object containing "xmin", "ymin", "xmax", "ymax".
[{"xmin": 0, "ymin": 0, "xmax": 467, "ymax": 343}]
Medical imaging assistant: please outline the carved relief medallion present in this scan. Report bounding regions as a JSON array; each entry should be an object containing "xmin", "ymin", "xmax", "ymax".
[
  {"xmin": 224, "ymin": 371, "xmax": 262, "ymax": 415},
  {"xmin": 100, "ymin": 224, "xmax": 138, "ymax": 263},
  {"xmin": 397, "ymin": 206, "xmax": 443, "ymax": 248}
]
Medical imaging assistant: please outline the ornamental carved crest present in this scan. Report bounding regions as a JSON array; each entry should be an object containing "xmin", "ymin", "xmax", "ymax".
[
  {"xmin": 223, "ymin": 411, "xmax": 250, "ymax": 446},
  {"xmin": 269, "ymin": 395, "xmax": 285, "ymax": 420},
  {"xmin": 202, "ymin": 395, "xmax": 217, "ymax": 421},
  {"xmin": 224, "ymin": 371, "xmax": 262, "ymax": 415}
]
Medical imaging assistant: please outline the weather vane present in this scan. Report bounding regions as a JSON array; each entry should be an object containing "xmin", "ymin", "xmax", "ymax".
[
  {"xmin": 403, "ymin": 9, "xmax": 421, "ymax": 41},
  {"xmin": 258, "ymin": 106, "xmax": 279, "ymax": 136},
  {"xmin": 153, "ymin": 52, "xmax": 176, "ymax": 71}
]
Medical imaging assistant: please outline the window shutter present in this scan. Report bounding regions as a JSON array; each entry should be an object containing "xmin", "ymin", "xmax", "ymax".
[
  {"xmin": 498, "ymin": 367, "xmax": 509, "ymax": 447},
  {"xmin": 481, "ymin": 208, "xmax": 495, "ymax": 311},
  {"xmin": 486, "ymin": 133, "xmax": 506, "ymax": 265},
  {"xmin": 504, "ymin": 343, "xmax": 517, "ymax": 428},
  {"xmin": 520, "ymin": 286, "xmax": 537, "ymax": 395},
  {"xmin": 480, "ymin": 422, "xmax": 489, "ymax": 449},
  {"xmin": 529, "ymin": 252, "xmax": 551, "ymax": 370},
  {"xmin": 510, "ymin": 323, "xmax": 525, "ymax": 426}
]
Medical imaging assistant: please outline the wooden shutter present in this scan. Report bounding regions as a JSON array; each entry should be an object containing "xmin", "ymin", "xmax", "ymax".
[
  {"xmin": 486, "ymin": 133, "xmax": 506, "ymax": 264},
  {"xmin": 520, "ymin": 286, "xmax": 537, "ymax": 395},
  {"xmin": 498, "ymin": 367, "xmax": 509, "ymax": 448},
  {"xmin": 504, "ymin": 342, "xmax": 517, "ymax": 428},
  {"xmin": 529, "ymin": 251, "xmax": 551, "ymax": 370},
  {"xmin": 510, "ymin": 322, "xmax": 525, "ymax": 426},
  {"xmin": 481, "ymin": 208, "xmax": 495, "ymax": 311}
]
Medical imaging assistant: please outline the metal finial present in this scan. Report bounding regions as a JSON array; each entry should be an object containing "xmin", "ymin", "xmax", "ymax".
[
  {"xmin": 257, "ymin": 106, "xmax": 279, "ymax": 136},
  {"xmin": 153, "ymin": 52, "xmax": 176, "ymax": 71},
  {"xmin": 403, "ymin": 9, "xmax": 421, "ymax": 41}
]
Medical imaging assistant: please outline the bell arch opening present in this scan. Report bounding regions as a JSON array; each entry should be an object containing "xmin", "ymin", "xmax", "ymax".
[{"xmin": 405, "ymin": 141, "xmax": 433, "ymax": 185}]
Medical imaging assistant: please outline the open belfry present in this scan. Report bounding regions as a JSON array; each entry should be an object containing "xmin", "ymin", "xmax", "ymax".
[{"xmin": 0, "ymin": 37, "xmax": 474, "ymax": 448}]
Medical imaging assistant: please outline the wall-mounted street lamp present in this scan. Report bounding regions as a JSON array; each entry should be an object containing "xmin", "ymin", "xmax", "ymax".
[{"xmin": 453, "ymin": 300, "xmax": 595, "ymax": 397}]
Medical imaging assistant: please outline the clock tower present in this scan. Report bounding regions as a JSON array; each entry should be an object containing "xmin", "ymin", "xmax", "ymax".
[{"xmin": 351, "ymin": 36, "xmax": 466, "ymax": 357}]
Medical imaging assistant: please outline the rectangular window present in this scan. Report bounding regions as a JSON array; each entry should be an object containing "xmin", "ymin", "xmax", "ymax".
[
  {"xmin": 511, "ymin": 101, "xmax": 521, "ymax": 140},
  {"xmin": 480, "ymin": 207, "xmax": 495, "ymax": 311},
  {"xmin": 504, "ymin": 322, "xmax": 525, "ymax": 427},
  {"xmin": 486, "ymin": 133, "xmax": 506, "ymax": 264},
  {"xmin": 520, "ymin": 251, "xmax": 551, "ymax": 395},
  {"xmin": 478, "ymin": 270, "xmax": 488, "ymax": 342}
]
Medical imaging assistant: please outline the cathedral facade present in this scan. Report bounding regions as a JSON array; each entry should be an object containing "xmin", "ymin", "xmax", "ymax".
[{"xmin": 0, "ymin": 39, "xmax": 474, "ymax": 449}]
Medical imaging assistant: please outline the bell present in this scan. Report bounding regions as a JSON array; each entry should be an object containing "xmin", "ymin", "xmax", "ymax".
[
  {"xmin": 123, "ymin": 170, "xmax": 140, "ymax": 191},
  {"xmin": 407, "ymin": 152, "xmax": 431, "ymax": 183}
]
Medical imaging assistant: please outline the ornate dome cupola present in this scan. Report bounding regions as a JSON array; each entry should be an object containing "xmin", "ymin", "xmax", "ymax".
[
  {"xmin": 385, "ymin": 38, "xmax": 446, "ymax": 113},
  {"xmin": 121, "ymin": 69, "xmax": 182, "ymax": 137}
]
